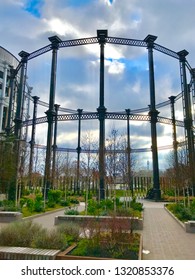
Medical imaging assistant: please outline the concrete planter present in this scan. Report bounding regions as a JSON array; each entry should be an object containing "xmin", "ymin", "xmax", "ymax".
[
  {"xmin": 0, "ymin": 211, "xmax": 22, "ymax": 223},
  {"xmin": 55, "ymin": 214, "xmax": 143, "ymax": 230},
  {"xmin": 184, "ymin": 221, "xmax": 195, "ymax": 233}
]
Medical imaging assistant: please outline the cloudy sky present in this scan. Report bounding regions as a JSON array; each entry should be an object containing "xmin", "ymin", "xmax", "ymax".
[{"xmin": 1, "ymin": 0, "xmax": 195, "ymax": 170}]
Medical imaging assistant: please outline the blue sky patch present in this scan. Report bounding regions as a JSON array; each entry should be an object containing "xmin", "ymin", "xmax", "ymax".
[
  {"xmin": 24, "ymin": 0, "xmax": 44, "ymax": 18},
  {"xmin": 66, "ymin": 0, "xmax": 95, "ymax": 7}
]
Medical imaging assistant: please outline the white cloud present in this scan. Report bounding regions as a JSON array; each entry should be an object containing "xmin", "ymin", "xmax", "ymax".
[
  {"xmin": 106, "ymin": 59, "xmax": 125, "ymax": 75},
  {"xmin": 44, "ymin": 18, "xmax": 81, "ymax": 38}
]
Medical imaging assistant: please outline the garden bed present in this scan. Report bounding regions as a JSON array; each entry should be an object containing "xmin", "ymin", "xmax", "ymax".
[
  {"xmin": 56, "ymin": 233, "xmax": 143, "ymax": 260},
  {"xmin": 165, "ymin": 204, "xmax": 195, "ymax": 233}
]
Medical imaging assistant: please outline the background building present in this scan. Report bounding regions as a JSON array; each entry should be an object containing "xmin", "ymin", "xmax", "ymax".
[{"xmin": 0, "ymin": 46, "xmax": 19, "ymax": 133}]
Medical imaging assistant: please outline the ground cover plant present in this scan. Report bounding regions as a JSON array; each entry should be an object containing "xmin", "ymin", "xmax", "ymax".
[
  {"xmin": 166, "ymin": 199, "xmax": 195, "ymax": 222},
  {"xmin": 0, "ymin": 220, "xmax": 80, "ymax": 250},
  {"xmin": 80, "ymin": 197, "xmax": 143, "ymax": 217}
]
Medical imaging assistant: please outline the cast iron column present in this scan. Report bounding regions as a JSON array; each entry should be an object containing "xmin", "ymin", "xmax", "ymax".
[
  {"xmin": 76, "ymin": 109, "xmax": 83, "ymax": 194},
  {"xmin": 0, "ymin": 63, "xmax": 8, "ymax": 133},
  {"xmin": 190, "ymin": 68, "xmax": 195, "ymax": 123},
  {"xmin": 97, "ymin": 30, "xmax": 107, "ymax": 200},
  {"xmin": 52, "ymin": 104, "xmax": 60, "ymax": 189},
  {"xmin": 44, "ymin": 35, "xmax": 62, "ymax": 199},
  {"xmin": 14, "ymin": 51, "xmax": 29, "ymax": 138},
  {"xmin": 29, "ymin": 96, "xmax": 40, "ymax": 189},
  {"xmin": 6, "ymin": 68, "xmax": 17, "ymax": 135},
  {"xmin": 178, "ymin": 50, "xmax": 195, "ymax": 193},
  {"xmin": 169, "ymin": 96, "xmax": 179, "ymax": 190},
  {"xmin": 144, "ymin": 35, "xmax": 161, "ymax": 201},
  {"xmin": 126, "ymin": 109, "xmax": 133, "ymax": 196}
]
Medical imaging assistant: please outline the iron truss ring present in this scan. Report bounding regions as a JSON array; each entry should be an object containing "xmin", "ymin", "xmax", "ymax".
[{"xmin": 22, "ymin": 111, "xmax": 189, "ymax": 128}]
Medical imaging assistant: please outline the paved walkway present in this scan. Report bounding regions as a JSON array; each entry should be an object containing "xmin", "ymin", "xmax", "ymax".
[
  {"xmin": 140, "ymin": 199, "xmax": 195, "ymax": 260},
  {"xmin": 1, "ymin": 200, "xmax": 195, "ymax": 259}
]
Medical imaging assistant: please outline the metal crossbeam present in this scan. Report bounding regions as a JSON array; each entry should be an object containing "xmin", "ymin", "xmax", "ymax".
[
  {"xmin": 59, "ymin": 37, "xmax": 98, "ymax": 48},
  {"xmin": 153, "ymin": 43, "xmax": 179, "ymax": 59},
  {"xmin": 28, "ymin": 44, "xmax": 52, "ymax": 61},
  {"xmin": 33, "ymin": 143, "xmax": 188, "ymax": 154},
  {"xmin": 107, "ymin": 36, "xmax": 147, "ymax": 47},
  {"xmin": 22, "ymin": 111, "xmax": 188, "ymax": 128}
]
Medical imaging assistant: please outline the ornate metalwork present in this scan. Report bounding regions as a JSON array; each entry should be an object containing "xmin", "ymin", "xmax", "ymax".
[
  {"xmin": 107, "ymin": 36, "xmax": 147, "ymax": 47},
  {"xmin": 22, "ymin": 111, "xmax": 190, "ymax": 129},
  {"xmin": 153, "ymin": 43, "xmax": 179, "ymax": 59},
  {"xmin": 59, "ymin": 37, "xmax": 98, "ymax": 48},
  {"xmin": 28, "ymin": 44, "xmax": 52, "ymax": 61}
]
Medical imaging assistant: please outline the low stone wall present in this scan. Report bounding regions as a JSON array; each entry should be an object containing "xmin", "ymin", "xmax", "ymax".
[
  {"xmin": 185, "ymin": 221, "xmax": 195, "ymax": 233},
  {"xmin": 55, "ymin": 215, "xmax": 143, "ymax": 230},
  {"xmin": 0, "ymin": 212, "xmax": 22, "ymax": 223}
]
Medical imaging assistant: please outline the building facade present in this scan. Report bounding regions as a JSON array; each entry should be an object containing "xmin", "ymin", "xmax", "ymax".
[{"xmin": 0, "ymin": 46, "xmax": 19, "ymax": 133}]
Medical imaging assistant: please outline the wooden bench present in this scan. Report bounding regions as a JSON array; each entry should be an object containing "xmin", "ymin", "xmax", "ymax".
[
  {"xmin": 0, "ymin": 211, "xmax": 22, "ymax": 223},
  {"xmin": 0, "ymin": 246, "xmax": 60, "ymax": 260}
]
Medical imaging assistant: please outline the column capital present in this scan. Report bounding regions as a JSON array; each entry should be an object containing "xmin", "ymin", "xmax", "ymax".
[
  {"xmin": 97, "ymin": 29, "xmax": 108, "ymax": 44},
  {"xmin": 48, "ymin": 35, "xmax": 62, "ymax": 49},
  {"xmin": 177, "ymin": 49, "xmax": 189, "ymax": 61},
  {"xmin": 168, "ymin": 96, "xmax": 176, "ymax": 103},
  {"xmin": 144, "ymin": 34, "xmax": 157, "ymax": 48},
  {"xmin": 32, "ymin": 96, "xmax": 40, "ymax": 103},
  {"xmin": 125, "ymin": 108, "xmax": 131, "ymax": 115},
  {"xmin": 18, "ymin": 50, "xmax": 29, "ymax": 62},
  {"xmin": 77, "ymin": 108, "xmax": 83, "ymax": 115}
]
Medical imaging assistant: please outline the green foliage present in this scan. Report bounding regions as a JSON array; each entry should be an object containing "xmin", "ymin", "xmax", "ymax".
[
  {"xmin": 0, "ymin": 220, "xmax": 44, "ymax": 247},
  {"xmin": 0, "ymin": 137, "xmax": 17, "ymax": 200},
  {"xmin": 129, "ymin": 197, "xmax": 143, "ymax": 212},
  {"xmin": 1, "ymin": 200, "xmax": 20, "ymax": 211},
  {"xmin": 26, "ymin": 198, "xmax": 34, "ymax": 213},
  {"xmin": 69, "ymin": 196, "xmax": 79, "ymax": 204},
  {"xmin": 87, "ymin": 199, "xmax": 101, "ymax": 215},
  {"xmin": 47, "ymin": 190, "xmax": 63, "ymax": 208},
  {"xmin": 86, "ymin": 198, "xmax": 142, "ymax": 216},
  {"xmin": 57, "ymin": 222, "xmax": 80, "ymax": 243},
  {"xmin": 64, "ymin": 209, "xmax": 79, "ymax": 215},
  {"xmin": 19, "ymin": 198, "xmax": 27, "ymax": 208},
  {"xmin": 71, "ymin": 232, "xmax": 140, "ymax": 259},
  {"xmin": 87, "ymin": 199, "xmax": 115, "ymax": 216},
  {"xmin": 167, "ymin": 202, "xmax": 195, "ymax": 221},
  {"xmin": 0, "ymin": 220, "xmax": 79, "ymax": 250},
  {"xmin": 34, "ymin": 194, "xmax": 44, "ymax": 212},
  {"xmin": 60, "ymin": 200, "xmax": 71, "ymax": 207},
  {"xmin": 32, "ymin": 228, "xmax": 68, "ymax": 250},
  {"xmin": 163, "ymin": 188, "xmax": 175, "ymax": 196}
]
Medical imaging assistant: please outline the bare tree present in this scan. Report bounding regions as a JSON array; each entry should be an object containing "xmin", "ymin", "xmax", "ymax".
[{"xmin": 165, "ymin": 143, "xmax": 192, "ymax": 201}]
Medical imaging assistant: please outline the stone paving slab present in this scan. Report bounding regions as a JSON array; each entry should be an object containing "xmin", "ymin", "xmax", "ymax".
[{"xmin": 141, "ymin": 200, "xmax": 195, "ymax": 260}]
